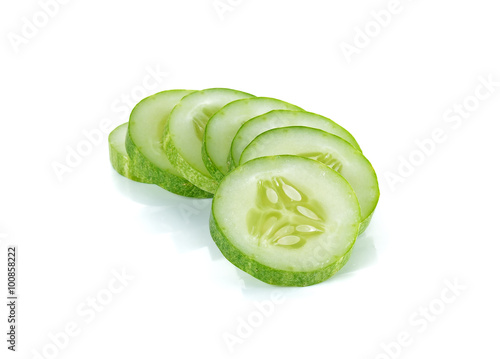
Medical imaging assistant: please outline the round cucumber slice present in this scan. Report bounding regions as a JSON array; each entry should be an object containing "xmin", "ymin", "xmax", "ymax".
[
  {"xmin": 202, "ymin": 97, "xmax": 302, "ymax": 180},
  {"xmin": 163, "ymin": 88, "xmax": 255, "ymax": 193},
  {"xmin": 210, "ymin": 155, "xmax": 361, "ymax": 286},
  {"xmin": 109, "ymin": 123, "xmax": 145, "ymax": 182},
  {"xmin": 240, "ymin": 127, "xmax": 379, "ymax": 234},
  {"xmin": 127, "ymin": 90, "xmax": 212, "ymax": 198},
  {"xmin": 230, "ymin": 110, "xmax": 362, "ymax": 168}
]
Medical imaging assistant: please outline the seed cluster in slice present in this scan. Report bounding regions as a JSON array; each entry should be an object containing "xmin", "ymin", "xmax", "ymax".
[{"xmin": 108, "ymin": 87, "xmax": 379, "ymax": 286}]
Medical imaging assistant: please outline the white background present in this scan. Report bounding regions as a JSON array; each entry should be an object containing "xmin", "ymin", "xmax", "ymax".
[{"xmin": 1, "ymin": 0, "xmax": 499, "ymax": 358}]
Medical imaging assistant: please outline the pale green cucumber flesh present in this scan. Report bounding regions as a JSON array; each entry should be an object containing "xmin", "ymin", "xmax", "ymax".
[
  {"xmin": 108, "ymin": 123, "xmax": 145, "ymax": 182},
  {"xmin": 127, "ymin": 90, "xmax": 212, "ymax": 198},
  {"xmin": 230, "ymin": 110, "xmax": 362, "ymax": 167},
  {"xmin": 210, "ymin": 155, "xmax": 361, "ymax": 286},
  {"xmin": 240, "ymin": 127, "xmax": 379, "ymax": 233},
  {"xmin": 163, "ymin": 88, "xmax": 255, "ymax": 191},
  {"xmin": 202, "ymin": 97, "xmax": 302, "ymax": 180}
]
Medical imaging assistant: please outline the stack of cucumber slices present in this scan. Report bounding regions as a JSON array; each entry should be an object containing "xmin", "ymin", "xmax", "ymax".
[{"xmin": 109, "ymin": 88, "xmax": 380, "ymax": 287}]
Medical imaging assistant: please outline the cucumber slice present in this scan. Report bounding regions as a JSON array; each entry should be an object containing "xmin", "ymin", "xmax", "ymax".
[
  {"xmin": 209, "ymin": 155, "xmax": 361, "ymax": 286},
  {"xmin": 109, "ymin": 123, "xmax": 145, "ymax": 182},
  {"xmin": 202, "ymin": 97, "xmax": 302, "ymax": 180},
  {"xmin": 163, "ymin": 88, "xmax": 255, "ymax": 193},
  {"xmin": 240, "ymin": 127, "xmax": 379, "ymax": 233},
  {"xmin": 126, "ymin": 90, "xmax": 212, "ymax": 198},
  {"xmin": 230, "ymin": 110, "xmax": 362, "ymax": 167}
]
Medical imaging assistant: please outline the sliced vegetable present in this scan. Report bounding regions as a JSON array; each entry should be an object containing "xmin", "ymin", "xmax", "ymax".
[
  {"xmin": 209, "ymin": 155, "xmax": 361, "ymax": 286},
  {"xmin": 126, "ymin": 90, "xmax": 212, "ymax": 198},
  {"xmin": 163, "ymin": 88, "xmax": 254, "ymax": 193},
  {"xmin": 109, "ymin": 86, "xmax": 379, "ymax": 287}
]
